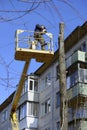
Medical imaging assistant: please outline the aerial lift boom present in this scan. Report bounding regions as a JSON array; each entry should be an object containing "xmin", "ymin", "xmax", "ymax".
[
  {"xmin": 10, "ymin": 60, "xmax": 30, "ymax": 130},
  {"xmin": 10, "ymin": 30, "xmax": 54, "ymax": 130}
]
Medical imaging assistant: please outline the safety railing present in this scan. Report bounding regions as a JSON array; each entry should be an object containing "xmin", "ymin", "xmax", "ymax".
[{"xmin": 15, "ymin": 29, "xmax": 54, "ymax": 53}]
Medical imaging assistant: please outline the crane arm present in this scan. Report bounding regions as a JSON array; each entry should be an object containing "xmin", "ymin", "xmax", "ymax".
[{"xmin": 10, "ymin": 60, "xmax": 30, "ymax": 130}]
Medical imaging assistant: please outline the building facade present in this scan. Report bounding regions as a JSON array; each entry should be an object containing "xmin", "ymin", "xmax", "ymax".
[{"xmin": 0, "ymin": 21, "xmax": 87, "ymax": 130}]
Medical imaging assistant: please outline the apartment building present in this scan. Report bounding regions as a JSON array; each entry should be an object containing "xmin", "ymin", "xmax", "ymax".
[
  {"xmin": 0, "ymin": 75, "xmax": 39, "ymax": 130},
  {"xmin": 0, "ymin": 21, "xmax": 87, "ymax": 130}
]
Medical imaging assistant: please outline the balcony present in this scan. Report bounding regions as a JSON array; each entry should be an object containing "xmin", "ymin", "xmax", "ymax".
[
  {"xmin": 17, "ymin": 75, "xmax": 39, "ymax": 105},
  {"xmin": 68, "ymin": 83, "xmax": 87, "ymax": 107},
  {"xmin": 66, "ymin": 51, "xmax": 87, "ymax": 69},
  {"xmin": 19, "ymin": 116, "xmax": 38, "ymax": 130},
  {"xmin": 19, "ymin": 91, "xmax": 39, "ymax": 106},
  {"xmin": 68, "ymin": 107, "xmax": 87, "ymax": 122}
]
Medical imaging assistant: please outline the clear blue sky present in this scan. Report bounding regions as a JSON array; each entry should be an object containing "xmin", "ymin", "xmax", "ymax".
[{"xmin": 0, "ymin": 0, "xmax": 87, "ymax": 104}]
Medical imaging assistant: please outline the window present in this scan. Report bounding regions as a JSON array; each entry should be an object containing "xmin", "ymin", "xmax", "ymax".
[
  {"xmin": 28, "ymin": 102, "xmax": 39, "ymax": 116},
  {"xmin": 46, "ymin": 99, "xmax": 51, "ymax": 113},
  {"xmin": 56, "ymin": 65, "xmax": 59, "ymax": 80},
  {"xmin": 84, "ymin": 69, "xmax": 87, "ymax": 83},
  {"xmin": 56, "ymin": 92, "xmax": 60, "ymax": 108},
  {"xmin": 45, "ymin": 73, "xmax": 51, "ymax": 86},
  {"xmin": 68, "ymin": 68, "xmax": 87, "ymax": 87},
  {"xmin": 79, "ymin": 68, "xmax": 87, "ymax": 83},
  {"xmin": 45, "ymin": 128, "xmax": 50, "ymax": 130},
  {"xmin": 80, "ymin": 42, "xmax": 87, "ymax": 52},
  {"xmin": 29, "ymin": 79, "xmax": 38, "ymax": 92},
  {"xmin": 68, "ymin": 124, "xmax": 73, "ymax": 130},
  {"xmin": 56, "ymin": 122, "xmax": 60, "ymax": 130},
  {"xmin": 66, "ymin": 56, "xmax": 71, "ymax": 68},
  {"xmin": 19, "ymin": 103, "xmax": 26, "ymax": 120},
  {"xmin": 41, "ymin": 98, "xmax": 51, "ymax": 116},
  {"xmin": 86, "ymin": 53, "xmax": 87, "ymax": 62},
  {"xmin": 30, "ymin": 80, "xmax": 33, "ymax": 90},
  {"xmin": 22, "ymin": 79, "xmax": 28, "ymax": 95},
  {"xmin": 34, "ymin": 80, "xmax": 38, "ymax": 91},
  {"xmin": 78, "ymin": 41, "xmax": 87, "ymax": 52},
  {"xmin": 70, "ymin": 71, "xmax": 78, "ymax": 87},
  {"xmin": 66, "ymin": 76, "xmax": 70, "ymax": 89},
  {"xmin": 68, "ymin": 108, "xmax": 73, "ymax": 120},
  {"xmin": 1, "ymin": 110, "xmax": 7, "ymax": 122},
  {"xmin": 79, "ymin": 69, "xmax": 84, "ymax": 82}
]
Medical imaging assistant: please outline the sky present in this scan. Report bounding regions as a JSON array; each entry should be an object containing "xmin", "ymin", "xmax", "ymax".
[{"xmin": 0, "ymin": 0, "xmax": 87, "ymax": 104}]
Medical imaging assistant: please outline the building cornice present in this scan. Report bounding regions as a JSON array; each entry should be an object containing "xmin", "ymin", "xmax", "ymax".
[{"xmin": 0, "ymin": 92, "xmax": 15, "ymax": 112}]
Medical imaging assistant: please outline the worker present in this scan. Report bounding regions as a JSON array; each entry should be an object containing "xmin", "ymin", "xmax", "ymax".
[{"xmin": 34, "ymin": 24, "xmax": 47, "ymax": 50}]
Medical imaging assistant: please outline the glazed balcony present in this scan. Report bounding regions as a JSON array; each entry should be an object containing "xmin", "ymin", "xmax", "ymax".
[
  {"xmin": 17, "ymin": 75, "xmax": 39, "ymax": 106},
  {"xmin": 19, "ymin": 116, "xmax": 38, "ymax": 130},
  {"xmin": 66, "ymin": 51, "xmax": 87, "ymax": 69},
  {"xmin": 19, "ymin": 90, "xmax": 39, "ymax": 106},
  {"xmin": 68, "ymin": 83, "xmax": 87, "ymax": 107}
]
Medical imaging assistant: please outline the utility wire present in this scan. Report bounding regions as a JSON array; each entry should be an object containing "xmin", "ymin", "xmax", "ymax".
[
  {"xmin": 50, "ymin": 0, "xmax": 64, "ymax": 22},
  {"xmin": 0, "ymin": 0, "xmax": 41, "ymax": 22},
  {"xmin": 9, "ymin": 0, "xmax": 28, "ymax": 29},
  {"xmin": 59, "ymin": 0, "xmax": 85, "ymax": 21},
  {"xmin": 17, "ymin": 0, "xmax": 51, "ymax": 3}
]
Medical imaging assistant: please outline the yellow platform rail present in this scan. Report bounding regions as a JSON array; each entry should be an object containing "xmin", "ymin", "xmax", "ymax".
[{"xmin": 15, "ymin": 30, "xmax": 54, "ymax": 63}]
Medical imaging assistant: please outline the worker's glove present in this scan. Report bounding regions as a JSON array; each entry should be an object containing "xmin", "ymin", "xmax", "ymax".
[
  {"xmin": 46, "ymin": 33, "xmax": 53, "ymax": 39},
  {"xmin": 42, "ymin": 29, "xmax": 47, "ymax": 34}
]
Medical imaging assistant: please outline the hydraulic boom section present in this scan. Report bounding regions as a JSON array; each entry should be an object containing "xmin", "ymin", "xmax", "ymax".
[{"xmin": 10, "ymin": 60, "xmax": 30, "ymax": 130}]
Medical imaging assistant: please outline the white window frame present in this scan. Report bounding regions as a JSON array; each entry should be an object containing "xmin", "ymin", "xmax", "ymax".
[
  {"xmin": 41, "ymin": 98, "xmax": 51, "ymax": 116},
  {"xmin": 29, "ymin": 79, "xmax": 38, "ymax": 92},
  {"xmin": 22, "ymin": 79, "xmax": 28, "ymax": 95},
  {"xmin": 27, "ymin": 102, "xmax": 39, "ymax": 116}
]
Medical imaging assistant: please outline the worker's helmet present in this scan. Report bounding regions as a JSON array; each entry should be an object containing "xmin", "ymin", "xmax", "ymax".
[{"xmin": 41, "ymin": 25, "xmax": 45, "ymax": 29}]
